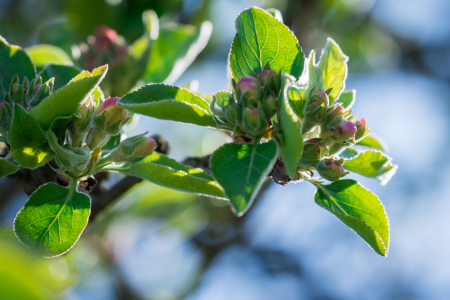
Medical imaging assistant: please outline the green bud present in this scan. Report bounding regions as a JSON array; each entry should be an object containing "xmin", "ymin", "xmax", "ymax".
[
  {"xmin": 316, "ymin": 157, "xmax": 348, "ymax": 181},
  {"xmin": 259, "ymin": 69, "xmax": 281, "ymax": 94},
  {"xmin": 299, "ymin": 139, "xmax": 329, "ymax": 167},
  {"xmin": 305, "ymin": 92, "xmax": 329, "ymax": 122},
  {"xmin": 101, "ymin": 135, "xmax": 157, "ymax": 165},
  {"xmin": 242, "ymin": 103, "xmax": 267, "ymax": 137},
  {"xmin": 225, "ymin": 101, "xmax": 240, "ymax": 125},
  {"xmin": 263, "ymin": 94, "xmax": 278, "ymax": 118},
  {"xmin": 355, "ymin": 117, "xmax": 369, "ymax": 141}
]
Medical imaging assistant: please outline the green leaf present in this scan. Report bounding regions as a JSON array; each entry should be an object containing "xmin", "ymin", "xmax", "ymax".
[
  {"xmin": 306, "ymin": 50, "xmax": 325, "ymax": 96},
  {"xmin": 118, "ymin": 152, "xmax": 226, "ymax": 199},
  {"xmin": 339, "ymin": 148, "xmax": 358, "ymax": 159},
  {"xmin": 0, "ymin": 157, "xmax": 20, "ymax": 177},
  {"xmin": 14, "ymin": 181, "xmax": 90, "ymax": 257},
  {"xmin": 314, "ymin": 180, "xmax": 389, "ymax": 256},
  {"xmin": 39, "ymin": 64, "xmax": 81, "ymax": 90},
  {"xmin": 287, "ymin": 84, "xmax": 306, "ymax": 119},
  {"xmin": 0, "ymin": 36, "xmax": 36, "ymax": 98},
  {"xmin": 337, "ymin": 89, "xmax": 355, "ymax": 109},
  {"xmin": 277, "ymin": 75, "xmax": 303, "ymax": 178},
  {"xmin": 356, "ymin": 134, "xmax": 388, "ymax": 152},
  {"xmin": 29, "ymin": 65, "xmax": 107, "ymax": 131},
  {"xmin": 25, "ymin": 44, "xmax": 72, "ymax": 68},
  {"xmin": 210, "ymin": 140, "xmax": 279, "ymax": 216},
  {"xmin": 47, "ymin": 130, "xmax": 91, "ymax": 172},
  {"xmin": 318, "ymin": 38, "xmax": 348, "ymax": 104},
  {"xmin": 119, "ymin": 84, "xmax": 216, "ymax": 127},
  {"xmin": 10, "ymin": 105, "xmax": 53, "ymax": 169},
  {"xmin": 343, "ymin": 150, "xmax": 397, "ymax": 185},
  {"xmin": 142, "ymin": 21, "xmax": 212, "ymax": 84},
  {"xmin": 229, "ymin": 7, "xmax": 304, "ymax": 81}
]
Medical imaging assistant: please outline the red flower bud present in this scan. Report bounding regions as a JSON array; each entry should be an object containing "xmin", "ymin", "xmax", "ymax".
[
  {"xmin": 259, "ymin": 69, "xmax": 277, "ymax": 86},
  {"xmin": 93, "ymin": 25, "xmax": 118, "ymax": 52},
  {"xmin": 33, "ymin": 84, "xmax": 42, "ymax": 95}
]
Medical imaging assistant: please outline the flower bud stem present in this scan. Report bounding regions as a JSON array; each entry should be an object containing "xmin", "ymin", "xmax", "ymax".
[{"xmin": 86, "ymin": 127, "xmax": 109, "ymax": 149}]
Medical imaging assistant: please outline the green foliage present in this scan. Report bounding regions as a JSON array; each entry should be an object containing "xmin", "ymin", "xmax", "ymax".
[
  {"xmin": 229, "ymin": 7, "xmax": 304, "ymax": 81},
  {"xmin": 314, "ymin": 180, "xmax": 389, "ymax": 256},
  {"xmin": 337, "ymin": 89, "xmax": 355, "ymax": 109},
  {"xmin": 10, "ymin": 105, "xmax": 53, "ymax": 169},
  {"xmin": 343, "ymin": 150, "xmax": 397, "ymax": 185},
  {"xmin": 0, "ymin": 36, "xmax": 36, "ymax": 98},
  {"xmin": 117, "ymin": 152, "xmax": 227, "ymax": 199},
  {"xmin": 39, "ymin": 64, "xmax": 81, "ymax": 90},
  {"xmin": 210, "ymin": 140, "xmax": 278, "ymax": 216},
  {"xmin": 14, "ymin": 181, "xmax": 91, "ymax": 257},
  {"xmin": 25, "ymin": 44, "xmax": 72, "ymax": 68},
  {"xmin": 142, "ymin": 22, "xmax": 213, "ymax": 84},
  {"xmin": 276, "ymin": 75, "xmax": 303, "ymax": 177},
  {"xmin": 356, "ymin": 134, "xmax": 388, "ymax": 151},
  {"xmin": 29, "ymin": 65, "xmax": 107, "ymax": 130},
  {"xmin": 119, "ymin": 84, "xmax": 216, "ymax": 127},
  {"xmin": 0, "ymin": 157, "xmax": 20, "ymax": 177},
  {"xmin": 318, "ymin": 38, "xmax": 348, "ymax": 103}
]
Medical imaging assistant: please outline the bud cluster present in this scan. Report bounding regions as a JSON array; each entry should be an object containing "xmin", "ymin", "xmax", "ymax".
[
  {"xmin": 0, "ymin": 75, "xmax": 53, "ymax": 139},
  {"xmin": 294, "ymin": 89, "xmax": 370, "ymax": 182},
  {"xmin": 210, "ymin": 62, "xmax": 282, "ymax": 138},
  {"xmin": 77, "ymin": 26, "xmax": 140, "ymax": 96}
]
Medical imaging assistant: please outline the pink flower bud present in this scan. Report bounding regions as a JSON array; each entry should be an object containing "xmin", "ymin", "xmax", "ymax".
[
  {"xmin": 34, "ymin": 84, "xmax": 42, "ymax": 94},
  {"xmin": 259, "ymin": 69, "xmax": 277, "ymax": 86},
  {"xmin": 93, "ymin": 25, "xmax": 118, "ymax": 52},
  {"xmin": 135, "ymin": 137, "xmax": 157, "ymax": 156},
  {"xmin": 235, "ymin": 75, "xmax": 261, "ymax": 100},
  {"xmin": 243, "ymin": 107, "xmax": 261, "ymax": 128},
  {"xmin": 327, "ymin": 105, "xmax": 344, "ymax": 122},
  {"xmin": 308, "ymin": 92, "xmax": 328, "ymax": 111},
  {"xmin": 299, "ymin": 139, "xmax": 329, "ymax": 167},
  {"xmin": 316, "ymin": 158, "xmax": 347, "ymax": 181},
  {"xmin": 98, "ymin": 97, "xmax": 129, "ymax": 127},
  {"xmin": 332, "ymin": 118, "xmax": 356, "ymax": 143},
  {"xmin": 355, "ymin": 118, "xmax": 368, "ymax": 140}
]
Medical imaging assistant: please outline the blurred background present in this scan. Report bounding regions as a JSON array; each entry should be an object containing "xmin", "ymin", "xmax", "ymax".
[{"xmin": 1, "ymin": 0, "xmax": 450, "ymax": 299}]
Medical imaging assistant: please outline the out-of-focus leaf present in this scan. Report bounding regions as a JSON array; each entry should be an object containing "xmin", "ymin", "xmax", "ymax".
[
  {"xmin": 337, "ymin": 89, "xmax": 355, "ymax": 109},
  {"xmin": 0, "ymin": 157, "xmax": 20, "ymax": 177},
  {"xmin": 39, "ymin": 64, "xmax": 81, "ymax": 90},
  {"xmin": 356, "ymin": 134, "xmax": 388, "ymax": 152},
  {"xmin": 25, "ymin": 44, "xmax": 72, "ymax": 68}
]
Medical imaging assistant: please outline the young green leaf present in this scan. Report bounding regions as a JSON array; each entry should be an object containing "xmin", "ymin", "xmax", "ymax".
[
  {"xmin": 0, "ymin": 36, "xmax": 36, "ymax": 98},
  {"xmin": 343, "ymin": 150, "xmax": 397, "ymax": 185},
  {"xmin": 0, "ymin": 157, "xmax": 20, "ymax": 177},
  {"xmin": 117, "ymin": 152, "xmax": 226, "ymax": 199},
  {"xmin": 25, "ymin": 44, "xmax": 72, "ymax": 68},
  {"xmin": 210, "ymin": 140, "xmax": 279, "ymax": 216},
  {"xmin": 14, "ymin": 181, "xmax": 91, "ymax": 257},
  {"xmin": 287, "ymin": 84, "xmax": 307, "ymax": 119},
  {"xmin": 314, "ymin": 180, "xmax": 389, "ymax": 256},
  {"xmin": 356, "ymin": 134, "xmax": 388, "ymax": 152},
  {"xmin": 29, "ymin": 65, "xmax": 107, "ymax": 131},
  {"xmin": 306, "ymin": 50, "xmax": 326, "ymax": 96},
  {"xmin": 229, "ymin": 7, "xmax": 304, "ymax": 81},
  {"xmin": 141, "ymin": 21, "xmax": 212, "ymax": 84},
  {"xmin": 10, "ymin": 105, "xmax": 53, "ymax": 169},
  {"xmin": 318, "ymin": 38, "xmax": 348, "ymax": 104},
  {"xmin": 119, "ymin": 84, "xmax": 216, "ymax": 127},
  {"xmin": 277, "ymin": 75, "xmax": 303, "ymax": 178},
  {"xmin": 47, "ymin": 130, "xmax": 91, "ymax": 172},
  {"xmin": 339, "ymin": 148, "xmax": 358, "ymax": 159},
  {"xmin": 336, "ymin": 89, "xmax": 355, "ymax": 109},
  {"xmin": 39, "ymin": 64, "xmax": 81, "ymax": 90}
]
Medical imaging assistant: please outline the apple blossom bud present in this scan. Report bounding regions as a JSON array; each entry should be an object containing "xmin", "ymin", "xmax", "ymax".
[
  {"xmin": 299, "ymin": 139, "xmax": 329, "ymax": 167},
  {"xmin": 305, "ymin": 92, "xmax": 329, "ymax": 122},
  {"xmin": 102, "ymin": 135, "xmax": 157, "ymax": 164},
  {"xmin": 327, "ymin": 105, "xmax": 344, "ymax": 122},
  {"xmin": 355, "ymin": 117, "xmax": 369, "ymax": 141},
  {"xmin": 235, "ymin": 75, "xmax": 261, "ymax": 101},
  {"xmin": 316, "ymin": 157, "xmax": 348, "ymax": 181},
  {"xmin": 34, "ymin": 84, "xmax": 42, "ymax": 94},
  {"xmin": 93, "ymin": 25, "xmax": 118, "ymax": 52},
  {"xmin": 97, "ymin": 97, "xmax": 129, "ymax": 128},
  {"xmin": 329, "ymin": 117, "xmax": 357, "ymax": 143},
  {"xmin": 263, "ymin": 94, "xmax": 278, "ymax": 118}
]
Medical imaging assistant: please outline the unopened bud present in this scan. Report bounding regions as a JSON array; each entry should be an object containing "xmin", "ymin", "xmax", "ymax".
[
  {"xmin": 105, "ymin": 135, "xmax": 157, "ymax": 164},
  {"xmin": 299, "ymin": 139, "xmax": 329, "ymax": 167},
  {"xmin": 235, "ymin": 75, "xmax": 261, "ymax": 102},
  {"xmin": 327, "ymin": 105, "xmax": 344, "ymax": 122},
  {"xmin": 0, "ymin": 101, "xmax": 4, "ymax": 114},
  {"xmin": 97, "ymin": 97, "xmax": 129, "ymax": 129},
  {"xmin": 34, "ymin": 84, "xmax": 42, "ymax": 94},
  {"xmin": 93, "ymin": 25, "xmax": 118, "ymax": 52},
  {"xmin": 355, "ymin": 118, "xmax": 369, "ymax": 141},
  {"xmin": 69, "ymin": 103, "xmax": 93, "ymax": 137},
  {"xmin": 263, "ymin": 94, "xmax": 278, "ymax": 118},
  {"xmin": 224, "ymin": 101, "xmax": 240, "ymax": 125},
  {"xmin": 316, "ymin": 157, "xmax": 348, "ymax": 181},
  {"xmin": 329, "ymin": 117, "xmax": 357, "ymax": 143},
  {"xmin": 305, "ymin": 92, "xmax": 329, "ymax": 122},
  {"xmin": 259, "ymin": 69, "xmax": 280, "ymax": 93}
]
